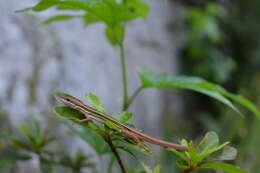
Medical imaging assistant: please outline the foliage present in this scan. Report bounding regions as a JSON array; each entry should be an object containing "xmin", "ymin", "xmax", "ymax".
[
  {"xmin": 3, "ymin": 0, "xmax": 257, "ymax": 172},
  {"xmin": 0, "ymin": 120, "xmax": 96, "ymax": 173},
  {"xmin": 18, "ymin": 0, "xmax": 149, "ymax": 46},
  {"xmin": 169, "ymin": 132, "xmax": 247, "ymax": 173}
]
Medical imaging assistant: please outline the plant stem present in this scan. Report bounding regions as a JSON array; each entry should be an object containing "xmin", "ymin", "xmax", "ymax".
[
  {"xmin": 107, "ymin": 155, "xmax": 115, "ymax": 173},
  {"xmin": 182, "ymin": 168, "xmax": 193, "ymax": 173},
  {"xmin": 119, "ymin": 44, "xmax": 129, "ymax": 111},
  {"xmin": 98, "ymin": 155, "xmax": 105, "ymax": 173},
  {"xmin": 107, "ymin": 137, "xmax": 127, "ymax": 173},
  {"xmin": 124, "ymin": 86, "xmax": 144, "ymax": 110}
]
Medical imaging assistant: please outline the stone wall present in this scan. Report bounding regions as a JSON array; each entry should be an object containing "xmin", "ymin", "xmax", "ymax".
[{"xmin": 0, "ymin": 0, "xmax": 185, "ymax": 172}]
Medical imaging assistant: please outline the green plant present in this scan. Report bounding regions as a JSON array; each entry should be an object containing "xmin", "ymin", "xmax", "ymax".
[
  {"xmin": 13, "ymin": 0, "xmax": 260, "ymax": 172},
  {"xmin": 0, "ymin": 119, "xmax": 95, "ymax": 172}
]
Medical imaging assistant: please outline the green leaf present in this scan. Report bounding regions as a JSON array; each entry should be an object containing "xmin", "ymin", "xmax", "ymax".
[
  {"xmin": 67, "ymin": 123, "xmax": 110, "ymax": 155},
  {"xmin": 28, "ymin": 0, "xmax": 60, "ymax": 12},
  {"xmin": 115, "ymin": 0, "xmax": 149, "ymax": 23},
  {"xmin": 185, "ymin": 132, "xmax": 230, "ymax": 164},
  {"xmin": 197, "ymin": 141, "xmax": 229, "ymax": 163},
  {"xmin": 44, "ymin": 15, "xmax": 76, "ymax": 24},
  {"xmin": 168, "ymin": 148, "xmax": 189, "ymax": 161},
  {"xmin": 153, "ymin": 165, "xmax": 161, "ymax": 173},
  {"xmin": 197, "ymin": 131, "xmax": 219, "ymax": 154},
  {"xmin": 40, "ymin": 158, "xmax": 53, "ymax": 173},
  {"xmin": 83, "ymin": 13, "xmax": 101, "ymax": 26},
  {"xmin": 218, "ymin": 90, "xmax": 260, "ymax": 118},
  {"xmin": 117, "ymin": 145, "xmax": 138, "ymax": 160},
  {"xmin": 217, "ymin": 146, "xmax": 237, "ymax": 161},
  {"xmin": 142, "ymin": 163, "xmax": 161, "ymax": 173},
  {"xmin": 198, "ymin": 163, "xmax": 249, "ymax": 173},
  {"xmin": 105, "ymin": 25, "xmax": 125, "ymax": 45},
  {"xmin": 0, "ymin": 150, "xmax": 30, "ymax": 168},
  {"xmin": 86, "ymin": 93, "xmax": 106, "ymax": 113},
  {"xmin": 138, "ymin": 67, "xmax": 260, "ymax": 117},
  {"xmin": 112, "ymin": 111, "xmax": 133, "ymax": 123},
  {"xmin": 53, "ymin": 106, "xmax": 86, "ymax": 121}
]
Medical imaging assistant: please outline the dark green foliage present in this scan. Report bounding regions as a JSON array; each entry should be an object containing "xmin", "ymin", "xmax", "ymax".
[{"xmin": 0, "ymin": 120, "xmax": 95, "ymax": 173}]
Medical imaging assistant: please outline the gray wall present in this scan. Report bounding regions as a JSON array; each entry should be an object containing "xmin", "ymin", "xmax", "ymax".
[{"xmin": 0, "ymin": 0, "xmax": 185, "ymax": 172}]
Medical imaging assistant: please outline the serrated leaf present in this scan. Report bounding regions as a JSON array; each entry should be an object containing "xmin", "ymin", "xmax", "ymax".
[
  {"xmin": 197, "ymin": 131, "xmax": 219, "ymax": 154},
  {"xmin": 53, "ymin": 106, "xmax": 86, "ymax": 121},
  {"xmin": 105, "ymin": 25, "xmax": 125, "ymax": 45},
  {"xmin": 86, "ymin": 93, "xmax": 106, "ymax": 113},
  {"xmin": 217, "ymin": 146, "xmax": 237, "ymax": 161},
  {"xmin": 137, "ymin": 66, "xmax": 260, "ymax": 116},
  {"xmin": 44, "ymin": 15, "xmax": 76, "ymax": 24},
  {"xmin": 198, "ymin": 163, "xmax": 249, "ymax": 173},
  {"xmin": 112, "ymin": 111, "xmax": 133, "ymax": 123}
]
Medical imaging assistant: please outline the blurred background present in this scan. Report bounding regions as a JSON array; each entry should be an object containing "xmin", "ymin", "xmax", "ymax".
[{"xmin": 0, "ymin": 0, "xmax": 260, "ymax": 172}]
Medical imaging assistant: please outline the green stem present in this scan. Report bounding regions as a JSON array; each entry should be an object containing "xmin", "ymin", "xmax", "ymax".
[
  {"xmin": 107, "ymin": 137, "xmax": 127, "ymax": 173},
  {"xmin": 98, "ymin": 155, "xmax": 105, "ymax": 173},
  {"xmin": 107, "ymin": 155, "xmax": 115, "ymax": 173},
  {"xmin": 182, "ymin": 169, "xmax": 192, "ymax": 173},
  {"xmin": 124, "ymin": 86, "xmax": 144, "ymax": 110},
  {"xmin": 119, "ymin": 44, "xmax": 129, "ymax": 111}
]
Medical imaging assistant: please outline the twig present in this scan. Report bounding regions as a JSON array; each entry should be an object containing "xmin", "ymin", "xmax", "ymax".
[{"xmin": 106, "ymin": 137, "xmax": 127, "ymax": 173}]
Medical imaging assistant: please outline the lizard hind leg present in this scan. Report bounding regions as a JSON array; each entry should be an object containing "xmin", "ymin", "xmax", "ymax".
[
  {"xmin": 75, "ymin": 118, "xmax": 91, "ymax": 123},
  {"xmin": 121, "ymin": 129, "xmax": 142, "ymax": 146}
]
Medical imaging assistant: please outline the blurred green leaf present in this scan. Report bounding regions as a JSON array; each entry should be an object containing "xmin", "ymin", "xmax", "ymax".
[
  {"xmin": 198, "ymin": 162, "xmax": 249, "ymax": 173},
  {"xmin": 197, "ymin": 131, "xmax": 219, "ymax": 153},
  {"xmin": 0, "ymin": 150, "xmax": 30, "ymax": 168},
  {"xmin": 83, "ymin": 13, "xmax": 101, "ymax": 26},
  {"xmin": 218, "ymin": 90, "xmax": 260, "ymax": 118},
  {"xmin": 112, "ymin": 111, "xmax": 133, "ymax": 123},
  {"xmin": 197, "ymin": 142, "xmax": 229, "ymax": 164},
  {"xmin": 138, "ymin": 66, "xmax": 260, "ymax": 117},
  {"xmin": 142, "ymin": 163, "xmax": 161, "ymax": 173},
  {"xmin": 86, "ymin": 93, "xmax": 106, "ymax": 113},
  {"xmin": 67, "ymin": 124, "xmax": 110, "ymax": 155},
  {"xmin": 216, "ymin": 146, "xmax": 237, "ymax": 161},
  {"xmin": 117, "ymin": 145, "xmax": 138, "ymax": 160},
  {"xmin": 44, "ymin": 15, "xmax": 76, "ymax": 24},
  {"xmin": 53, "ymin": 106, "xmax": 86, "ymax": 121},
  {"xmin": 40, "ymin": 158, "xmax": 53, "ymax": 173}
]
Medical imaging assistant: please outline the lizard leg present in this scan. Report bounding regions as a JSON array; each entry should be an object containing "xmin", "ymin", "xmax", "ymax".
[
  {"xmin": 75, "ymin": 112, "xmax": 93, "ymax": 123},
  {"xmin": 75, "ymin": 118, "xmax": 91, "ymax": 123},
  {"xmin": 121, "ymin": 129, "xmax": 142, "ymax": 146}
]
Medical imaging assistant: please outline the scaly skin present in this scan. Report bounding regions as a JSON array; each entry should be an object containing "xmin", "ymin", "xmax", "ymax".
[{"xmin": 55, "ymin": 92, "xmax": 188, "ymax": 151}]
